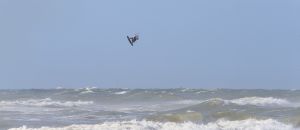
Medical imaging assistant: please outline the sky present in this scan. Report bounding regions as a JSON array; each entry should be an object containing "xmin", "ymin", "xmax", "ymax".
[{"xmin": 0, "ymin": 0, "xmax": 299, "ymax": 89}]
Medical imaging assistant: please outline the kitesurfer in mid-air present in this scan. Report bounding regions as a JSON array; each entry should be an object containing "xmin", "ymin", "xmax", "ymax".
[{"xmin": 127, "ymin": 34, "xmax": 139, "ymax": 46}]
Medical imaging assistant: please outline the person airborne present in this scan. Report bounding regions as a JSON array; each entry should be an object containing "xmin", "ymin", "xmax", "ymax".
[{"xmin": 127, "ymin": 34, "xmax": 139, "ymax": 46}]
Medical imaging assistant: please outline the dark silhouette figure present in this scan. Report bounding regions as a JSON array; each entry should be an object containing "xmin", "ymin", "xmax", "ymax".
[{"xmin": 127, "ymin": 34, "xmax": 139, "ymax": 46}]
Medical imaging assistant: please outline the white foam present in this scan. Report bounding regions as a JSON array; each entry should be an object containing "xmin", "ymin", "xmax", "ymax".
[
  {"xmin": 196, "ymin": 90, "xmax": 209, "ymax": 94},
  {"xmin": 114, "ymin": 91, "xmax": 128, "ymax": 95},
  {"xmin": 100, "ymin": 100, "xmax": 203, "ymax": 113},
  {"xmin": 0, "ymin": 98, "xmax": 93, "ymax": 107},
  {"xmin": 77, "ymin": 87, "xmax": 97, "ymax": 94},
  {"xmin": 8, "ymin": 119, "xmax": 297, "ymax": 130},
  {"xmin": 55, "ymin": 86, "xmax": 64, "ymax": 89},
  {"xmin": 172, "ymin": 100, "xmax": 204, "ymax": 105},
  {"xmin": 203, "ymin": 97, "xmax": 297, "ymax": 107},
  {"xmin": 180, "ymin": 88, "xmax": 191, "ymax": 92},
  {"xmin": 228, "ymin": 97, "xmax": 295, "ymax": 107},
  {"xmin": 80, "ymin": 88, "xmax": 95, "ymax": 94}
]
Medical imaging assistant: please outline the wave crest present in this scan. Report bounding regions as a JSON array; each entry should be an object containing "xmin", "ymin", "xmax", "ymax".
[
  {"xmin": 0, "ymin": 98, "xmax": 93, "ymax": 107},
  {"xmin": 9, "ymin": 119, "xmax": 296, "ymax": 130},
  {"xmin": 201, "ymin": 97, "xmax": 296, "ymax": 107},
  {"xmin": 114, "ymin": 91, "xmax": 128, "ymax": 95},
  {"xmin": 228, "ymin": 97, "xmax": 294, "ymax": 107}
]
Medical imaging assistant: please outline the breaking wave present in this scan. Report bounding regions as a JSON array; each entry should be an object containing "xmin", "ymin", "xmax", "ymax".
[
  {"xmin": 0, "ymin": 98, "xmax": 93, "ymax": 107},
  {"xmin": 200, "ymin": 97, "xmax": 297, "ymax": 107},
  {"xmin": 114, "ymin": 91, "xmax": 128, "ymax": 95},
  {"xmin": 77, "ymin": 87, "xmax": 97, "ymax": 94},
  {"xmin": 9, "ymin": 119, "xmax": 297, "ymax": 130},
  {"xmin": 229, "ymin": 97, "xmax": 294, "ymax": 107}
]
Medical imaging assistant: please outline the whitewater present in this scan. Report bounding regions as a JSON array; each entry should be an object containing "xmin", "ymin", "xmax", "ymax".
[{"xmin": 1, "ymin": 88, "xmax": 300, "ymax": 130}]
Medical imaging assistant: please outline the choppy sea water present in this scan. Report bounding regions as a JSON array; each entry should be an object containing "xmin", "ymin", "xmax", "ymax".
[{"xmin": 1, "ymin": 88, "xmax": 300, "ymax": 130}]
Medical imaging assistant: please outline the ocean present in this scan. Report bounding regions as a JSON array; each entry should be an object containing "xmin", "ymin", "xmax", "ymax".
[{"xmin": 1, "ymin": 88, "xmax": 300, "ymax": 130}]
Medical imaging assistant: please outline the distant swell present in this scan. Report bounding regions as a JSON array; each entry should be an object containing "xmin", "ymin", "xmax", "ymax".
[
  {"xmin": 9, "ymin": 119, "xmax": 297, "ymax": 130},
  {"xmin": 0, "ymin": 98, "xmax": 93, "ymax": 107}
]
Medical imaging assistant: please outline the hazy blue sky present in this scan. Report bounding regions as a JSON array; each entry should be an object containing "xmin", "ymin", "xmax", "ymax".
[{"xmin": 0, "ymin": 0, "xmax": 299, "ymax": 89}]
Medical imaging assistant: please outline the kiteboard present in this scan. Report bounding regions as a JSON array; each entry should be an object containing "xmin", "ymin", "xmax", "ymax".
[{"xmin": 127, "ymin": 36, "xmax": 133, "ymax": 46}]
